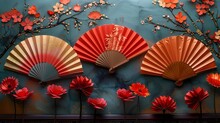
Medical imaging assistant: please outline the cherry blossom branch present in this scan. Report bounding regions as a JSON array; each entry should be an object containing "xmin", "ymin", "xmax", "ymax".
[{"xmin": 0, "ymin": 0, "xmax": 113, "ymax": 60}]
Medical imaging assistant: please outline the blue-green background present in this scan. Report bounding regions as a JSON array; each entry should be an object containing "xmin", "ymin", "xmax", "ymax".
[{"xmin": 0, "ymin": 0, "xmax": 220, "ymax": 115}]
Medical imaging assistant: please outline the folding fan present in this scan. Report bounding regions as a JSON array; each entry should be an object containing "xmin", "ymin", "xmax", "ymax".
[
  {"xmin": 4, "ymin": 35, "xmax": 83, "ymax": 82},
  {"xmin": 140, "ymin": 35, "xmax": 216, "ymax": 86},
  {"xmin": 74, "ymin": 24, "xmax": 149, "ymax": 71}
]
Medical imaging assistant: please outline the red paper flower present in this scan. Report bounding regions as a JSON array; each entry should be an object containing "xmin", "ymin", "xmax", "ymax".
[
  {"xmin": 129, "ymin": 82, "xmax": 150, "ymax": 97},
  {"xmin": 206, "ymin": 73, "xmax": 220, "ymax": 88},
  {"xmin": 28, "ymin": 5, "xmax": 37, "ymax": 15},
  {"xmin": 70, "ymin": 76, "xmax": 94, "ymax": 96},
  {"xmin": 73, "ymin": 4, "xmax": 81, "ymax": 12},
  {"xmin": 20, "ymin": 18, "xmax": 34, "ymax": 31},
  {"xmin": 13, "ymin": 87, "xmax": 33, "ymax": 101},
  {"xmin": 164, "ymin": 0, "xmax": 179, "ymax": 9},
  {"xmin": 60, "ymin": 0, "xmax": 70, "ymax": 5},
  {"xmin": 175, "ymin": 12, "xmax": 187, "ymax": 23},
  {"xmin": 87, "ymin": 98, "xmax": 107, "ymax": 110},
  {"xmin": 0, "ymin": 77, "xmax": 19, "ymax": 94},
  {"xmin": 88, "ymin": 11, "xmax": 102, "ymax": 20},
  {"xmin": 184, "ymin": 87, "xmax": 209, "ymax": 110},
  {"xmin": 117, "ymin": 88, "xmax": 136, "ymax": 101},
  {"xmin": 196, "ymin": 4, "xmax": 209, "ymax": 15},
  {"xmin": 151, "ymin": 96, "xmax": 176, "ymax": 113},
  {"xmin": 47, "ymin": 10, "xmax": 55, "ymax": 16},
  {"xmin": 47, "ymin": 84, "xmax": 67, "ymax": 99}
]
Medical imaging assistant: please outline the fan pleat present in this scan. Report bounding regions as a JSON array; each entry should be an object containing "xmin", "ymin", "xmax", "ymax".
[
  {"xmin": 141, "ymin": 35, "xmax": 216, "ymax": 86},
  {"xmin": 5, "ymin": 35, "xmax": 83, "ymax": 82},
  {"xmin": 74, "ymin": 24, "xmax": 149, "ymax": 71}
]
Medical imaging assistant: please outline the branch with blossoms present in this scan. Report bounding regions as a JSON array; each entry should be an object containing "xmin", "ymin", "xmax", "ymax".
[
  {"xmin": 141, "ymin": 0, "xmax": 220, "ymax": 58},
  {"xmin": 0, "ymin": 0, "xmax": 113, "ymax": 60}
]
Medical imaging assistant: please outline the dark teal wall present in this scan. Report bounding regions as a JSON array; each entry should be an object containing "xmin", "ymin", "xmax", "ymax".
[{"xmin": 0, "ymin": 0, "xmax": 220, "ymax": 115}]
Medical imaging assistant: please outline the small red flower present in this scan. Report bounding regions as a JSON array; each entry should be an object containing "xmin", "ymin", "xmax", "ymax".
[
  {"xmin": 196, "ymin": 4, "xmax": 209, "ymax": 15},
  {"xmin": 87, "ymin": 98, "xmax": 107, "ymax": 110},
  {"xmin": 28, "ymin": 5, "xmax": 37, "ymax": 15},
  {"xmin": 129, "ymin": 82, "xmax": 150, "ymax": 97},
  {"xmin": 70, "ymin": 76, "xmax": 94, "ymax": 96},
  {"xmin": 117, "ymin": 88, "xmax": 136, "ymax": 101},
  {"xmin": 202, "ymin": 0, "xmax": 214, "ymax": 6},
  {"xmin": 184, "ymin": 87, "xmax": 209, "ymax": 110},
  {"xmin": 13, "ymin": 87, "xmax": 33, "ymax": 101},
  {"xmin": 206, "ymin": 73, "xmax": 220, "ymax": 88},
  {"xmin": 73, "ymin": 4, "xmax": 81, "ymax": 12},
  {"xmin": 175, "ymin": 12, "xmax": 187, "ymax": 23},
  {"xmin": 88, "ymin": 11, "xmax": 102, "ymax": 20},
  {"xmin": 47, "ymin": 84, "xmax": 67, "ymax": 99},
  {"xmin": 47, "ymin": 10, "xmax": 55, "ymax": 16},
  {"xmin": 151, "ymin": 96, "xmax": 176, "ymax": 113},
  {"xmin": 164, "ymin": 0, "xmax": 179, "ymax": 9},
  {"xmin": 0, "ymin": 77, "xmax": 19, "ymax": 94},
  {"xmin": 20, "ymin": 18, "xmax": 34, "ymax": 31},
  {"xmin": 34, "ymin": 13, "xmax": 40, "ymax": 18},
  {"xmin": 60, "ymin": 0, "xmax": 70, "ymax": 5}
]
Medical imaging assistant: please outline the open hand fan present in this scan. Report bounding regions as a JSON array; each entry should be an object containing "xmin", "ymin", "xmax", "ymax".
[
  {"xmin": 4, "ymin": 35, "xmax": 83, "ymax": 82},
  {"xmin": 140, "ymin": 36, "xmax": 216, "ymax": 86},
  {"xmin": 74, "ymin": 24, "xmax": 149, "ymax": 71}
]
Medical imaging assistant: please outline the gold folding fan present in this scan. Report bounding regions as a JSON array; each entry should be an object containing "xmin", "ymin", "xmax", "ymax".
[
  {"xmin": 140, "ymin": 36, "xmax": 216, "ymax": 86},
  {"xmin": 74, "ymin": 24, "xmax": 149, "ymax": 71},
  {"xmin": 5, "ymin": 35, "xmax": 83, "ymax": 82}
]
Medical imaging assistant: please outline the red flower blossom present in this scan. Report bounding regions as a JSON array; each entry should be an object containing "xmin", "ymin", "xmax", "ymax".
[
  {"xmin": 164, "ymin": 0, "xmax": 179, "ymax": 9},
  {"xmin": 175, "ymin": 12, "xmax": 187, "ymax": 23},
  {"xmin": 12, "ymin": 14, "xmax": 23, "ymax": 23},
  {"xmin": 152, "ymin": 96, "xmax": 176, "ymax": 113},
  {"xmin": 191, "ymin": 0, "xmax": 196, "ymax": 2},
  {"xmin": 28, "ymin": 5, "xmax": 37, "ymax": 15},
  {"xmin": 0, "ymin": 9, "xmax": 21, "ymax": 23},
  {"xmin": 70, "ymin": 76, "xmax": 94, "ymax": 96},
  {"xmin": 47, "ymin": 10, "xmax": 55, "ymax": 16},
  {"xmin": 0, "ymin": 77, "xmax": 19, "ymax": 94},
  {"xmin": 129, "ymin": 82, "xmax": 150, "ymax": 97},
  {"xmin": 20, "ymin": 18, "xmax": 34, "ymax": 31},
  {"xmin": 47, "ymin": 84, "xmax": 67, "ymax": 99},
  {"xmin": 87, "ymin": 98, "xmax": 107, "ymax": 110},
  {"xmin": 73, "ymin": 4, "xmax": 81, "ymax": 12},
  {"xmin": 202, "ymin": 0, "xmax": 214, "ymax": 6},
  {"xmin": 184, "ymin": 87, "xmax": 209, "ymax": 110},
  {"xmin": 34, "ymin": 13, "xmax": 40, "ymax": 18},
  {"xmin": 206, "ymin": 73, "xmax": 220, "ymax": 88},
  {"xmin": 60, "ymin": 0, "xmax": 70, "ymax": 5},
  {"xmin": 13, "ymin": 87, "xmax": 33, "ymax": 101},
  {"xmin": 117, "ymin": 88, "xmax": 136, "ymax": 101},
  {"xmin": 88, "ymin": 11, "xmax": 102, "ymax": 20},
  {"xmin": 196, "ymin": 4, "xmax": 209, "ymax": 15}
]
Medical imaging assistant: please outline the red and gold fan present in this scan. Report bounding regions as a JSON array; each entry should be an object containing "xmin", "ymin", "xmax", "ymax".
[
  {"xmin": 4, "ymin": 35, "xmax": 83, "ymax": 82},
  {"xmin": 74, "ymin": 24, "xmax": 149, "ymax": 72},
  {"xmin": 141, "ymin": 36, "xmax": 216, "ymax": 86}
]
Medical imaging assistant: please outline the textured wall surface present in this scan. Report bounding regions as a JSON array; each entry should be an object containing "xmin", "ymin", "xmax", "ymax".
[{"xmin": 0, "ymin": 0, "xmax": 220, "ymax": 115}]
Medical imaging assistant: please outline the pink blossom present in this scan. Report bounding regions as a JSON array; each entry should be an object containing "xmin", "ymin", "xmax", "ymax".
[{"xmin": 20, "ymin": 18, "xmax": 34, "ymax": 31}]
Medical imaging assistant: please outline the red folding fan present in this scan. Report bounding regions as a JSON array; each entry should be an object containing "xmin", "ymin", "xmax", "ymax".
[
  {"xmin": 141, "ymin": 36, "xmax": 216, "ymax": 86},
  {"xmin": 74, "ymin": 24, "xmax": 149, "ymax": 71},
  {"xmin": 5, "ymin": 35, "xmax": 83, "ymax": 82}
]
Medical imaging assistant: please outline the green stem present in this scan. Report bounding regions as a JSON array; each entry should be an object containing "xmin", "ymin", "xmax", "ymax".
[
  {"xmin": 22, "ymin": 101, "xmax": 25, "ymax": 123},
  {"xmin": 54, "ymin": 99, "xmax": 56, "ymax": 123},
  {"xmin": 13, "ymin": 96, "xmax": 16, "ymax": 122},
  {"xmin": 79, "ymin": 91, "xmax": 82, "ymax": 123},
  {"xmin": 199, "ymin": 102, "xmax": 202, "ymax": 123},
  {"xmin": 123, "ymin": 101, "xmax": 126, "ymax": 123},
  {"xmin": 93, "ymin": 109, "xmax": 96, "ymax": 123},
  {"xmin": 162, "ymin": 109, "xmax": 166, "ymax": 123}
]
